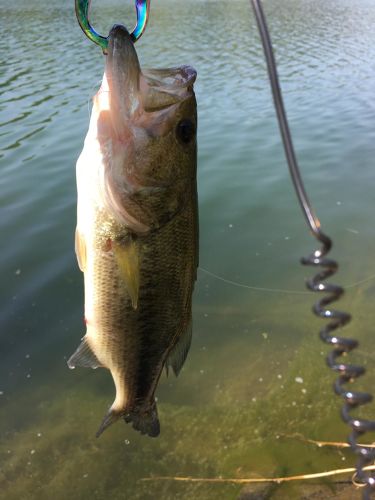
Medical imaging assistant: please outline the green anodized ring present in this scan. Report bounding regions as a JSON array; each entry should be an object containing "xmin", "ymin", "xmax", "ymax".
[{"xmin": 75, "ymin": 0, "xmax": 151, "ymax": 52}]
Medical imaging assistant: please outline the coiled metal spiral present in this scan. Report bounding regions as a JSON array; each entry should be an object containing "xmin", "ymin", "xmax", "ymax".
[
  {"xmin": 250, "ymin": 0, "xmax": 375, "ymax": 496},
  {"xmin": 302, "ymin": 234, "xmax": 375, "ymax": 496}
]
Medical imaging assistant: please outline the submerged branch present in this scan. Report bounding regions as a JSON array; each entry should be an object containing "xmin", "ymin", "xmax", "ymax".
[
  {"xmin": 142, "ymin": 465, "xmax": 375, "ymax": 485},
  {"xmin": 280, "ymin": 433, "xmax": 375, "ymax": 449}
]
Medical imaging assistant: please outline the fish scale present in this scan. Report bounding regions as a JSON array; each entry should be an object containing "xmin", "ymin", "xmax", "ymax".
[{"xmin": 68, "ymin": 25, "xmax": 198, "ymax": 438}]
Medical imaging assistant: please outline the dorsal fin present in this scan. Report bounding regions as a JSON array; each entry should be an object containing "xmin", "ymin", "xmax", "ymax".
[
  {"xmin": 112, "ymin": 238, "xmax": 140, "ymax": 310},
  {"xmin": 67, "ymin": 336, "xmax": 103, "ymax": 370},
  {"xmin": 166, "ymin": 322, "xmax": 192, "ymax": 377}
]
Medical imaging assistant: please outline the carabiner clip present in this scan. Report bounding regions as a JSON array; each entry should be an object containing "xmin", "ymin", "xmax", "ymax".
[{"xmin": 75, "ymin": 0, "xmax": 151, "ymax": 53}]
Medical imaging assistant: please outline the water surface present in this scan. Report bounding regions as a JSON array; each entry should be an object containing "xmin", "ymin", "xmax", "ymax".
[{"xmin": 2, "ymin": 0, "xmax": 375, "ymax": 498}]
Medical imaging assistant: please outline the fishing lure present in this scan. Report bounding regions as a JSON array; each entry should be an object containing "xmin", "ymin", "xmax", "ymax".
[
  {"xmin": 250, "ymin": 1, "xmax": 375, "ymax": 497},
  {"xmin": 75, "ymin": 0, "xmax": 150, "ymax": 52}
]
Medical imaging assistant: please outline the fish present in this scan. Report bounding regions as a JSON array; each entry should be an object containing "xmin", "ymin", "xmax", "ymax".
[{"xmin": 68, "ymin": 24, "xmax": 198, "ymax": 438}]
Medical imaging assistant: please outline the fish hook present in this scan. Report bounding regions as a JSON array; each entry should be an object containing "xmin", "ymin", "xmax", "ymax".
[{"xmin": 75, "ymin": 0, "xmax": 151, "ymax": 53}]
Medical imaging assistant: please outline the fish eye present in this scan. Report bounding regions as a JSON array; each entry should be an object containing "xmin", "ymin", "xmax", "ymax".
[{"xmin": 176, "ymin": 119, "xmax": 196, "ymax": 145}]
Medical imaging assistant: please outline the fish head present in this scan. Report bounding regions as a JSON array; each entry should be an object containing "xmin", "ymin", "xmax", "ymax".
[{"xmin": 94, "ymin": 25, "xmax": 197, "ymax": 233}]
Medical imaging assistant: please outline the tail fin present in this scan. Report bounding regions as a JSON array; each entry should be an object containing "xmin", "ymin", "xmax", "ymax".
[{"xmin": 123, "ymin": 400, "xmax": 160, "ymax": 437}]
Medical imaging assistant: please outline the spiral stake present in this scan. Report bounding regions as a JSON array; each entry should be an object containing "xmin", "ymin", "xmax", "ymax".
[
  {"xmin": 302, "ymin": 241, "xmax": 375, "ymax": 495},
  {"xmin": 250, "ymin": 1, "xmax": 375, "ymax": 496}
]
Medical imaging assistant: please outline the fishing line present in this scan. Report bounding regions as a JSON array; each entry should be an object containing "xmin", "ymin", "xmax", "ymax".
[
  {"xmin": 199, "ymin": 267, "xmax": 310, "ymax": 294},
  {"xmin": 199, "ymin": 267, "xmax": 375, "ymax": 295},
  {"xmin": 250, "ymin": 0, "xmax": 375, "ymax": 496}
]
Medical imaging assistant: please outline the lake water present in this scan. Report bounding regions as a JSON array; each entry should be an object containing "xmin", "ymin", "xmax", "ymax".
[{"xmin": 2, "ymin": 0, "xmax": 375, "ymax": 498}]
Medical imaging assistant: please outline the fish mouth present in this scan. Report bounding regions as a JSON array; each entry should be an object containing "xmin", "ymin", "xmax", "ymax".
[
  {"xmin": 103, "ymin": 24, "xmax": 196, "ymax": 119},
  {"xmin": 141, "ymin": 66, "xmax": 197, "ymax": 112},
  {"xmin": 105, "ymin": 24, "xmax": 141, "ymax": 121}
]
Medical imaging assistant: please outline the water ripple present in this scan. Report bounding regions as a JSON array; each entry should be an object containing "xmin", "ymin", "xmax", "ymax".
[{"xmin": 2, "ymin": 0, "xmax": 375, "ymax": 412}]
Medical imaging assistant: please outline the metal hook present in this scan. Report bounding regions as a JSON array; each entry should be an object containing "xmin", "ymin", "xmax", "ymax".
[{"xmin": 75, "ymin": 0, "xmax": 151, "ymax": 53}]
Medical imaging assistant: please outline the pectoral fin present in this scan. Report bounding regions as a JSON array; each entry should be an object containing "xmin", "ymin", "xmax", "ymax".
[
  {"xmin": 75, "ymin": 229, "xmax": 87, "ymax": 272},
  {"xmin": 166, "ymin": 322, "xmax": 192, "ymax": 377},
  {"xmin": 112, "ymin": 238, "xmax": 140, "ymax": 310}
]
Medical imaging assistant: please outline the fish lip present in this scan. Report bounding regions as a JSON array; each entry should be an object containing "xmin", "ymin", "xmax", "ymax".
[
  {"xmin": 104, "ymin": 24, "xmax": 141, "ymax": 120},
  {"xmin": 142, "ymin": 65, "xmax": 197, "ymax": 91},
  {"xmin": 106, "ymin": 24, "xmax": 140, "ymax": 78},
  {"xmin": 107, "ymin": 24, "xmax": 136, "ymax": 54},
  {"xmin": 140, "ymin": 65, "xmax": 197, "ymax": 112}
]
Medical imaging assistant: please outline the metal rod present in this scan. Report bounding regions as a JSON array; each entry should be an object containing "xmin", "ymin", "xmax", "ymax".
[{"xmin": 250, "ymin": 1, "xmax": 375, "ymax": 496}]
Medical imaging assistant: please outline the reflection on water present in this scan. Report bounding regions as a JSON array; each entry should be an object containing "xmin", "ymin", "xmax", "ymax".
[{"xmin": 2, "ymin": 0, "xmax": 375, "ymax": 498}]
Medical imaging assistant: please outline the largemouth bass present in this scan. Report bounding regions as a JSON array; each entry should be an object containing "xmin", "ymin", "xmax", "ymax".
[{"xmin": 68, "ymin": 25, "xmax": 198, "ymax": 438}]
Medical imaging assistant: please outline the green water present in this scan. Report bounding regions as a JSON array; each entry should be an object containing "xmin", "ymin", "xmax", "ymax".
[{"xmin": 2, "ymin": 0, "xmax": 375, "ymax": 498}]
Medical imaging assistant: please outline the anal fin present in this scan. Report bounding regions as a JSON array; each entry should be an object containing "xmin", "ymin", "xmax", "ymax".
[
  {"xmin": 67, "ymin": 336, "xmax": 103, "ymax": 370},
  {"xmin": 166, "ymin": 322, "xmax": 192, "ymax": 377}
]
